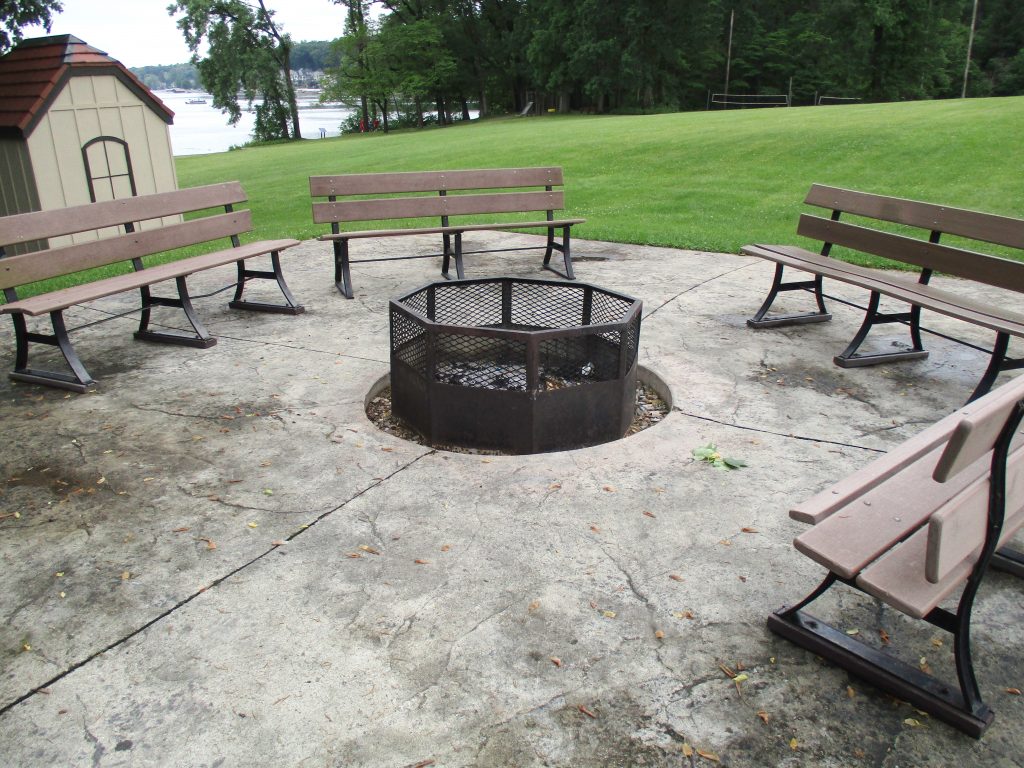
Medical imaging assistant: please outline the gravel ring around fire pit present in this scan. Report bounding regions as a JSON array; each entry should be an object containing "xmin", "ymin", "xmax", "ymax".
[{"xmin": 367, "ymin": 379, "xmax": 670, "ymax": 455}]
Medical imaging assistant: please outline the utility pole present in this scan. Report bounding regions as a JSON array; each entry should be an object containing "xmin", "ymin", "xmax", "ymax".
[
  {"xmin": 962, "ymin": 0, "xmax": 979, "ymax": 98},
  {"xmin": 724, "ymin": 9, "xmax": 735, "ymax": 105}
]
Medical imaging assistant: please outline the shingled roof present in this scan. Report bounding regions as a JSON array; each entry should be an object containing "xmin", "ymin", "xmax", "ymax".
[{"xmin": 0, "ymin": 35, "xmax": 174, "ymax": 139}]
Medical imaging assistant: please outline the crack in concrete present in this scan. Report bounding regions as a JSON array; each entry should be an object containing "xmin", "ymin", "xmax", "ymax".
[
  {"xmin": 674, "ymin": 408, "xmax": 886, "ymax": 454},
  {"xmin": 0, "ymin": 449, "xmax": 436, "ymax": 719},
  {"xmin": 643, "ymin": 264, "xmax": 754, "ymax": 321}
]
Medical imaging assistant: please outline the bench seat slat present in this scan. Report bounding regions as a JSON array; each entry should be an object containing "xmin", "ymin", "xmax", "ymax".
[
  {"xmin": 0, "ymin": 212, "xmax": 254, "ymax": 290},
  {"xmin": 310, "ymin": 167, "xmax": 564, "ymax": 196},
  {"xmin": 855, "ymin": 527, "xmax": 971, "ymax": 619},
  {"xmin": 793, "ymin": 442, "xmax": 983, "ymax": 580},
  {"xmin": 805, "ymin": 184, "xmax": 1024, "ymax": 250},
  {"xmin": 858, "ymin": 501, "xmax": 1024, "ymax": 619},
  {"xmin": 0, "ymin": 182, "xmax": 248, "ymax": 245},
  {"xmin": 797, "ymin": 215, "xmax": 1024, "ymax": 293},
  {"xmin": 1, "ymin": 239, "xmax": 299, "ymax": 317},
  {"xmin": 742, "ymin": 243, "xmax": 1024, "ymax": 337},
  {"xmin": 317, "ymin": 218, "xmax": 586, "ymax": 241},
  {"xmin": 313, "ymin": 191, "xmax": 565, "ymax": 224}
]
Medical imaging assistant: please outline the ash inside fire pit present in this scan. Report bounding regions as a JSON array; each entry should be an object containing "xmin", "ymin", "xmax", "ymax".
[{"xmin": 389, "ymin": 277, "xmax": 642, "ymax": 454}]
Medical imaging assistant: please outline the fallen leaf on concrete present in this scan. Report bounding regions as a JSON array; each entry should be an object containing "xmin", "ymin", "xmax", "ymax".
[
  {"xmin": 789, "ymin": 738, "xmax": 799, "ymax": 750},
  {"xmin": 577, "ymin": 704, "xmax": 597, "ymax": 719},
  {"xmin": 414, "ymin": 559, "xmax": 430, "ymax": 565},
  {"xmin": 271, "ymin": 540, "xmax": 285, "ymax": 547},
  {"xmin": 590, "ymin": 525, "xmax": 601, "ymax": 533},
  {"xmin": 602, "ymin": 610, "xmax": 616, "ymax": 619},
  {"xmin": 1007, "ymin": 688, "xmax": 1022, "ymax": 695},
  {"xmin": 847, "ymin": 686, "xmax": 856, "ymax": 698},
  {"xmin": 740, "ymin": 527, "xmax": 758, "ymax": 534},
  {"xmin": 358, "ymin": 545, "xmax": 380, "ymax": 555},
  {"xmin": 410, "ymin": 761, "xmax": 435, "ymax": 768},
  {"xmin": 440, "ymin": 544, "xmax": 451, "ymax": 552},
  {"xmin": 674, "ymin": 610, "xmax": 695, "ymax": 619},
  {"xmin": 197, "ymin": 537, "xmax": 217, "ymax": 550},
  {"xmin": 669, "ymin": 574, "xmax": 684, "ymax": 582},
  {"xmin": 345, "ymin": 552, "xmax": 363, "ymax": 558},
  {"xmin": 919, "ymin": 657, "xmax": 932, "ymax": 674},
  {"xmin": 528, "ymin": 600, "xmax": 540, "ymax": 613},
  {"xmin": 719, "ymin": 540, "xmax": 732, "ymax": 546},
  {"xmin": 718, "ymin": 663, "xmax": 736, "ymax": 679},
  {"xmin": 903, "ymin": 718, "xmax": 924, "ymax": 728},
  {"xmin": 643, "ymin": 511, "xmax": 656, "ymax": 518},
  {"xmin": 602, "ymin": 485, "xmax": 615, "ymax": 492},
  {"xmin": 696, "ymin": 748, "xmax": 720, "ymax": 762},
  {"xmin": 549, "ymin": 483, "xmax": 561, "ymax": 490},
  {"xmin": 172, "ymin": 527, "xmax": 190, "ymax": 533},
  {"xmin": 682, "ymin": 743, "xmax": 693, "ymax": 757},
  {"xmin": 247, "ymin": 522, "xmax": 258, "ymax": 529},
  {"xmin": 879, "ymin": 628, "xmax": 890, "ymax": 645},
  {"xmin": 550, "ymin": 657, "xmax": 562, "ymax": 667},
  {"xmin": 757, "ymin": 710, "xmax": 769, "ymax": 724},
  {"xmin": 121, "ymin": 571, "xmax": 130, "ymax": 581},
  {"xmin": 654, "ymin": 629, "xmax": 665, "ymax": 639}
]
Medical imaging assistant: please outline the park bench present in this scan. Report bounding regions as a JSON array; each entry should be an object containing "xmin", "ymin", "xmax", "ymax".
[
  {"xmin": 743, "ymin": 184, "xmax": 1024, "ymax": 402},
  {"xmin": 769, "ymin": 372, "xmax": 1024, "ymax": 737},
  {"xmin": 0, "ymin": 181, "xmax": 303, "ymax": 392},
  {"xmin": 309, "ymin": 167, "xmax": 585, "ymax": 298}
]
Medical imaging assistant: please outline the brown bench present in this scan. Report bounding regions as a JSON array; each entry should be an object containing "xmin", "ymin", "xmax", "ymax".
[
  {"xmin": 0, "ymin": 181, "xmax": 303, "ymax": 392},
  {"xmin": 309, "ymin": 167, "xmax": 585, "ymax": 298},
  {"xmin": 743, "ymin": 185, "xmax": 1024, "ymax": 402},
  {"xmin": 770, "ymin": 372, "xmax": 1024, "ymax": 737}
]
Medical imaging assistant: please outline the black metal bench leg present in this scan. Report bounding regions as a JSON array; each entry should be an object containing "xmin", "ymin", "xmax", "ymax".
[
  {"xmin": 542, "ymin": 225, "xmax": 576, "ymax": 280},
  {"xmin": 8, "ymin": 311, "xmax": 95, "ymax": 392},
  {"xmin": 747, "ymin": 264, "xmax": 832, "ymax": 328},
  {"xmin": 769, "ymin": 568, "xmax": 995, "ymax": 738},
  {"xmin": 967, "ymin": 332, "xmax": 1011, "ymax": 404},
  {"xmin": 135, "ymin": 276, "xmax": 216, "ymax": 348},
  {"xmin": 229, "ymin": 253, "xmax": 305, "ymax": 314},
  {"xmin": 833, "ymin": 290, "xmax": 929, "ymax": 368},
  {"xmin": 333, "ymin": 239, "xmax": 354, "ymax": 299}
]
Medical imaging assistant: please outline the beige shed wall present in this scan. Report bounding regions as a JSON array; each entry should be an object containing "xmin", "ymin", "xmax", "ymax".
[{"xmin": 26, "ymin": 73, "xmax": 179, "ymax": 244}]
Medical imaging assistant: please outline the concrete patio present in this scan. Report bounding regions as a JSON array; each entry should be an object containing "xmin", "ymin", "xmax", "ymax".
[{"xmin": 1, "ymin": 231, "xmax": 1022, "ymax": 766}]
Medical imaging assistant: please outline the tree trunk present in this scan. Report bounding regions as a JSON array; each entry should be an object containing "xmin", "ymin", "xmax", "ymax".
[{"xmin": 461, "ymin": 98, "xmax": 470, "ymax": 121}]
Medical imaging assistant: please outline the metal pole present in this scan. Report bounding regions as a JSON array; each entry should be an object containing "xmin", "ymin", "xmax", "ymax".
[
  {"xmin": 724, "ymin": 9, "xmax": 735, "ymax": 106},
  {"xmin": 962, "ymin": 0, "xmax": 979, "ymax": 98}
]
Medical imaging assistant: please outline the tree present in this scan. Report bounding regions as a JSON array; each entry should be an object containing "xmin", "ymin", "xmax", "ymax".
[
  {"xmin": 0, "ymin": 0, "xmax": 63, "ymax": 53},
  {"xmin": 168, "ymin": 0, "xmax": 302, "ymax": 141}
]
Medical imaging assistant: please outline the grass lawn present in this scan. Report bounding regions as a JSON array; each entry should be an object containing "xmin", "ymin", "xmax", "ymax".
[
  {"xmin": 6, "ymin": 97, "xmax": 1023, "ymax": 299},
  {"xmin": 177, "ymin": 96, "xmax": 1024, "ymax": 259}
]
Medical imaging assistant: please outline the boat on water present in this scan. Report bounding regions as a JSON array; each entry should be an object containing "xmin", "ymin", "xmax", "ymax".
[{"xmin": 186, "ymin": 98, "xmax": 207, "ymax": 105}]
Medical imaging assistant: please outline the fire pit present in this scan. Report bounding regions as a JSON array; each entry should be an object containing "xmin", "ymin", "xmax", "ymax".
[{"xmin": 389, "ymin": 277, "xmax": 642, "ymax": 454}]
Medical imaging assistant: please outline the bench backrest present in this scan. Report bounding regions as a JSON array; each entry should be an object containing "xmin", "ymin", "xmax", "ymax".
[
  {"xmin": 310, "ymin": 167, "xmax": 567, "ymax": 227},
  {"xmin": 798, "ymin": 184, "xmax": 1024, "ymax": 292},
  {"xmin": 926, "ymin": 373, "xmax": 1024, "ymax": 582},
  {"xmin": 0, "ymin": 182, "xmax": 252, "ymax": 291}
]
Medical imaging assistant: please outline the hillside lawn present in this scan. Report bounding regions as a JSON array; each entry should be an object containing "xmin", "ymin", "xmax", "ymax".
[
  {"xmin": 178, "ymin": 96, "xmax": 1024, "ymax": 261},
  {"xmin": 7, "ymin": 97, "xmax": 1024, "ymax": 298}
]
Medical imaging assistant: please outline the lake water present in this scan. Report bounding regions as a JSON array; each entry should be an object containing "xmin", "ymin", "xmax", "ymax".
[{"xmin": 158, "ymin": 90, "xmax": 354, "ymax": 156}]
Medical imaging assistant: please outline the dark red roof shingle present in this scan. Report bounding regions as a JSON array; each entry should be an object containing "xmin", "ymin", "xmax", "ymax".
[{"xmin": 0, "ymin": 35, "xmax": 174, "ymax": 138}]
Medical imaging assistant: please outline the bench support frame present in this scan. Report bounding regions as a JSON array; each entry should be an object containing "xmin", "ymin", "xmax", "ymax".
[
  {"xmin": 746, "ymin": 263, "xmax": 832, "ymax": 328},
  {"xmin": 9, "ymin": 309, "xmax": 95, "ymax": 393},
  {"xmin": 228, "ymin": 252, "xmax": 306, "ymax": 315},
  {"xmin": 832, "ymin": 289, "xmax": 929, "ymax": 367},
  {"xmin": 769, "ymin": 400, "xmax": 1024, "ymax": 738}
]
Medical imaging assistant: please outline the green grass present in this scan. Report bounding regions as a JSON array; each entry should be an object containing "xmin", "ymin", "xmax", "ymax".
[
  {"xmin": 177, "ymin": 96, "xmax": 1024, "ymax": 258},
  {"xmin": 8, "ymin": 97, "xmax": 1024, "ymax": 300}
]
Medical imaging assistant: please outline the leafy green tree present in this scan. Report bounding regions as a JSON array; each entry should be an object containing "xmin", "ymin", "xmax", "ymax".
[
  {"xmin": 0, "ymin": 0, "xmax": 63, "ymax": 53},
  {"xmin": 168, "ymin": 0, "xmax": 302, "ymax": 140}
]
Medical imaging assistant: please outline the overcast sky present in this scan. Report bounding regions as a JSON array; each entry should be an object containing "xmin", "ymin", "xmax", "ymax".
[{"xmin": 22, "ymin": 0, "xmax": 348, "ymax": 67}]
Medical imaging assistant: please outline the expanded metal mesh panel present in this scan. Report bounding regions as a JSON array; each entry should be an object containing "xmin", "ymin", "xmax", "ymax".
[
  {"xmin": 623, "ymin": 314, "xmax": 640, "ymax": 369},
  {"xmin": 539, "ymin": 334, "xmax": 620, "ymax": 386},
  {"xmin": 434, "ymin": 332, "xmax": 528, "ymax": 390},
  {"xmin": 510, "ymin": 281, "xmax": 584, "ymax": 328},
  {"xmin": 432, "ymin": 282, "xmax": 503, "ymax": 326},
  {"xmin": 392, "ymin": 310, "xmax": 427, "ymax": 375},
  {"xmin": 402, "ymin": 286, "xmax": 430, "ymax": 318},
  {"xmin": 590, "ymin": 289, "xmax": 634, "ymax": 324}
]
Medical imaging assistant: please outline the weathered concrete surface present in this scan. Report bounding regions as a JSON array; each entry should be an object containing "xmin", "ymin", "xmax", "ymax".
[{"xmin": 1, "ymin": 232, "xmax": 1022, "ymax": 766}]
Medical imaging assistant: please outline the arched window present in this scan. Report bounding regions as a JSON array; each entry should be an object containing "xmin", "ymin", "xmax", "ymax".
[{"xmin": 82, "ymin": 137, "xmax": 137, "ymax": 203}]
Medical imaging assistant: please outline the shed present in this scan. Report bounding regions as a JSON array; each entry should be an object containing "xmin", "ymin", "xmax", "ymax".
[{"xmin": 0, "ymin": 35, "xmax": 178, "ymax": 239}]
